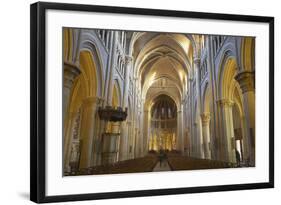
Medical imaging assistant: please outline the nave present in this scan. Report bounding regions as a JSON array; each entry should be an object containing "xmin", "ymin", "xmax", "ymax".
[
  {"xmin": 66, "ymin": 152, "xmax": 234, "ymax": 176},
  {"xmin": 63, "ymin": 28, "xmax": 255, "ymax": 175}
]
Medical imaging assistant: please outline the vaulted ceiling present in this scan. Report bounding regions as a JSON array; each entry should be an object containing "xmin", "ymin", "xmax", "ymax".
[{"xmin": 130, "ymin": 32, "xmax": 196, "ymax": 109}]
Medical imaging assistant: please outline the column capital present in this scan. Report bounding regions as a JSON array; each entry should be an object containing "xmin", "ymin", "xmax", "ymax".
[
  {"xmin": 125, "ymin": 55, "xmax": 133, "ymax": 64},
  {"xmin": 64, "ymin": 62, "xmax": 81, "ymax": 89},
  {"xmin": 188, "ymin": 77, "xmax": 194, "ymax": 82},
  {"xmin": 68, "ymin": 111, "xmax": 79, "ymax": 118},
  {"xmin": 201, "ymin": 113, "xmax": 211, "ymax": 126},
  {"xmin": 64, "ymin": 62, "xmax": 80, "ymax": 76},
  {"xmin": 217, "ymin": 99, "xmax": 234, "ymax": 107},
  {"xmin": 235, "ymin": 71, "xmax": 255, "ymax": 93},
  {"xmin": 82, "ymin": 96, "xmax": 102, "ymax": 107},
  {"xmin": 116, "ymin": 47, "xmax": 121, "ymax": 54},
  {"xmin": 193, "ymin": 57, "xmax": 201, "ymax": 65}
]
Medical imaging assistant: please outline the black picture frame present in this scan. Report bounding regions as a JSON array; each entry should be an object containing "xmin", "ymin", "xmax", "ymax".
[{"xmin": 30, "ymin": 1, "xmax": 274, "ymax": 203}]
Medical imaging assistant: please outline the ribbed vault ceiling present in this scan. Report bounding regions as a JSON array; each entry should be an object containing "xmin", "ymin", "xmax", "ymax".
[{"xmin": 130, "ymin": 32, "xmax": 195, "ymax": 107}]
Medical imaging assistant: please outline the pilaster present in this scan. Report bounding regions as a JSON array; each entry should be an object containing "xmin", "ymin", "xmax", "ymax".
[{"xmin": 201, "ymin": 112, "xmax": 211, "ymax": 159}]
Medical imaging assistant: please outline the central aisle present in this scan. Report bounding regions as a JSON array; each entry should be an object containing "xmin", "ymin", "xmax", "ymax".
[{"xmin": 153, "ymin": 159, "xmax": 171, "ymax": 172}]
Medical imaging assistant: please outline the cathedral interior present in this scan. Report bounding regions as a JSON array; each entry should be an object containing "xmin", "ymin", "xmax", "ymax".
[{"xmin": 63, "ymin": 28, "xmax": 255, "ymax": 175}]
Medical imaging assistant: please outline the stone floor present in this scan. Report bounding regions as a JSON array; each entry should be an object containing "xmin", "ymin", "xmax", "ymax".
[{"xmin": 153, "ymin": 159, "xmax": 171, "ymax": 172}]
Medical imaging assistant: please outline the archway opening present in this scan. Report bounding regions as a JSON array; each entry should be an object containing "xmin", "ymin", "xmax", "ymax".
[
  {"xmin": 148, "ymin": 94, "xmax": 177, "ymax": 152},
  {"xmin": 232, "ymin": 103, "xmax": 243, "ymax": 163}
]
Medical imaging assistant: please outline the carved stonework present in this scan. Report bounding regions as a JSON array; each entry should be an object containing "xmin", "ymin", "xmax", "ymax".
[
  {"xmin": 70, "ymin": 141, "xmax": 80, "ymax": 163},
  {"xmin": 235, "ymin": 71, "xmax": 255, "ymax": 93},
  {"xmin": 193, "ymin": 57, "xmax": 201, "ymax": 65},
  {"xmin": 125, "ymin": 55, "xmax": 133, "ymax": 65},
  {"xmin": 98, "ymin": 106, "xmax": 128, "ymax": 122},
  {"xmin": 82, "ymin": 97, "xmax": 100, "ymax": 107},
  {"xmin": 201, "ymin": 113, "xmax": 211, "ymax": 126},
  {"xmin": 72, "ymin": 109, "xmax": 81, "ymax": 140},
  {"xmin": 217, "ymin": 99, "xmax": 234, "ymax": 107},
  {"xmin": 64, "ymin": 62, "xmax": 81, "ymax": 89}
]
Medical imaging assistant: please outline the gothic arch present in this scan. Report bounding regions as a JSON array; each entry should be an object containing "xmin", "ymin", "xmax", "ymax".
[
  {"xmin": 145, "ymin": 90, "xmax": 180, "ymax": 111},
  {"xmin": 78, "ymin": 51, "xmax": 99, "ymax": 97},
  {"xmin": 78, "ymin": 32, "xmax": 106, "ymax": 97},
  {"xmin": 135, "ymin": 45, "xmax": 191, "ymax": 78},
  {"xmin": 79, "ymin": 45, "xmax": 104, "ymax": 97},
  {"xmin": 142, "ymin": 75, "xmax": 183, "ymax": 100},
  {"xmin": 218, "ymin": 56, "xmax": 239, "ymax": 100},
  {"xmin": 112, "ymin": 79, "xmax": 122, "ymax": 107},
  {"xmin": 68, "ymin": 77, "xmax": 84, "ymax": 113},
  {"xmin": 129, "ymin": 32, "xmax": 195, "ymax": 58},
  {"xmin": 202, "ymin": 82, "xmax": 212, "ymax": 113},
  {"xmin": 63, "ymin": 28, "xmax": 74, "ymax": 63},
  {"xmin": 240, "ymin": 37, "xmax": 255, "ymax": 71},
  {"xmin": 64, "ymin": 48, "xmax": 103, "ymax": 171},
  {"xmin": 66, "ymin": 49, "xmax": 102, "ymax": 114},
  {"xmin": 229, "ymin": 81, "xmax": 244, "ymax": 116},
  {"xmin": 136, "ymin": 46, "xmax": 191, "ymax": 77},
  {"xmin": 216, "ymin": 41, "xmax": 238, "ymax": 80}
]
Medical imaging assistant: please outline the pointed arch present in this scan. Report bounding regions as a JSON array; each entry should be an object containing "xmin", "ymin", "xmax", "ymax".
[
  {"xmin": 79, "ymin": 51, "xmax": 98, "ymax": 97},
  {"xmin": 63, "ymin": 28, "xmax": 74, "ymax": 63},
  {"xmin": 218, "ymin": 56, "xmax": 239, "ymax": 100},
  {"xmin": 202, "ymin": 82, "xmax": 212, "ymax": 113},
  {"xmin": 112, "ymin": 79, "xmax": 122, "ymax": 107},
  {"xmin": 241, "ymin": 37, "xmax": 255, "ymax": 71}
]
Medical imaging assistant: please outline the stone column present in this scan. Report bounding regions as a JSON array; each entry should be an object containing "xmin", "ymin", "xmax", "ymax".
[
  {"xmin": 119, "ymin": 55, "xmax": 133, "ymax": 161},
  {"xmin": 63, "ymin": 62, "xmax": 80, "ymax": 118},
  {"xmin": 192, "ymin": 122, "xmax": 197, "ymax": 157},
  {"xmin": 194, "ymin": 58, "xmax": 204, "ymax": 159},
  {"xmin": 218, "ymin": 99, "xmax": 236, "ymax": 163},
  {"xmin": 106, "ymin": 32, "xmax": 118, "ymax": 104},
  {"xmin": 119, "ymin": 122, "xmax": 128, "ymax": 161},
  {"xmin": 127, "ymin": 121, "xmax": 133, "ymax": 159},
  {"xmin": 123, "ymin": 56, "xmax": 133, "ymax": 106},
  {"xmin": 91, "ymin": 98, "xmax": 104, "ymax": 166},
  {"xmin": 143, "ymin": 109, "xmax": 149, "ymax": 155},
  {"xmin": 79, "ymin": 97, "xmax": 98, "ymax": 169},
  {"xmin": 177, "ymin": 108, "xmax": 184, "ymax": 154},
  {"xmin": 188, "ymin": 77, "xmax": 194, "ymax": 156},
  {"xmin": 112, "ymin": 122, "xmax": 121, "ymax": 162},
  {"xmin": 201, "ymin": 113, "xmax": 211, "ymax": 159},
  {"xmin": 63, "ymin": 62, "xmax": 80, "ymax": 172},
  {"xmin": 196, "ymin": 120, "xmax": 204, "ymax": 158},
  {"xmin": 64, "ymin": 111, "xmax": 78, "ymax": 172},
  {"xmin": 206, "ymin": 36, "xmax": 220, "ymax": 161},
  {"xmin": 235, "ymin": 71, "xmax": 255, "ymax": 166},
  {"xmin": 138, "ymin": 102, "xmax": 144, "ymax": 157}
]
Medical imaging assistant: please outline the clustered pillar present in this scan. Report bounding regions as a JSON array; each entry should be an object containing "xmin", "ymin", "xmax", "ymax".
[
  {"xmin": 177, "ymin": 109, "xmax": 184, "ymax": 153},
  {"xmin": 194, "ymin": 57, "xmax": 204, "ymax": 159},
  {"xmin": 201, "ymin": 113, "xmax": 211, "ymax": 159},
  {"xmin": 63, "ymin": 62, "xmax": 80, "ymax": 172},
  {"xmin": 235, "ymin": 71, "xmax": 255, "ymax": 165},
  {"xmin": 218, "ymin": 99, "xmax": 236, "ymax": 163},
  {"xmin": 63, "ymin": 62, "xmax": 81, "ymax": 118},
  {"xmin": 79, "ymin": 97, "xmax": 99, "ymax": 169},
  {"xmin": 119, "ymin": 55, "xmax": 133, "ymax": 161}
]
